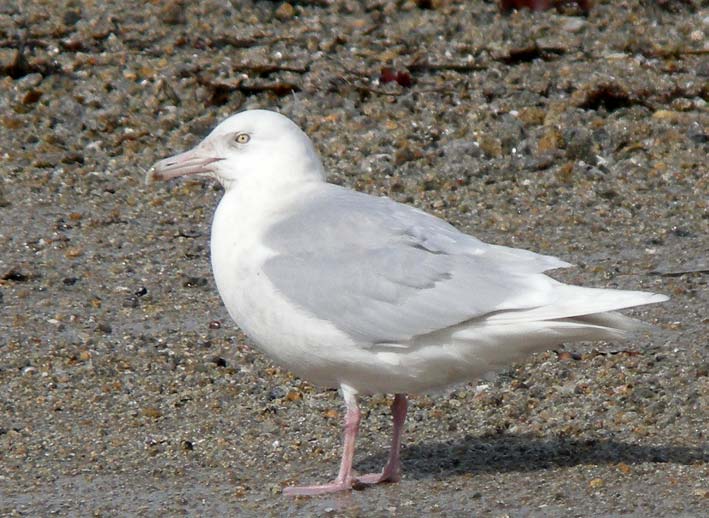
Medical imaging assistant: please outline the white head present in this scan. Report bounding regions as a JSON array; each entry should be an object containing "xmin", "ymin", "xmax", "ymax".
[{"xmin": 148, "ymin": 110, "xmax": 326, "ymax": 190}]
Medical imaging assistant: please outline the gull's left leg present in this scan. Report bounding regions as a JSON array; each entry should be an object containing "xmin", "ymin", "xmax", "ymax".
[{"xmin": 356, "ymin": 393, "xmax": 408, "ymax": 485}]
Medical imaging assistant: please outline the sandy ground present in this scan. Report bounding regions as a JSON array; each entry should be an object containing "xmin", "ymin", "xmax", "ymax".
[{"xmin": 1, "ymin": 1, "xmax": 707, "ymax": 516}]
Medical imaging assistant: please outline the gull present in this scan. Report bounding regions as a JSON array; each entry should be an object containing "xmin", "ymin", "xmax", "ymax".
[{"xmin": 148, "ymin": 109, "xmax": 668, "ymax": 496}]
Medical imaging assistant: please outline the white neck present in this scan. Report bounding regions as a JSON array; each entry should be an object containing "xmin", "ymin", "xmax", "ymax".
[{"xmin": 213, "ymin": 178, "xmax": 321, "ymax": 251}]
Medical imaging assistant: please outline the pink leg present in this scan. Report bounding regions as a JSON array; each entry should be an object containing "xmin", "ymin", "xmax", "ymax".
[
  {"xmin": 356, "ymin": 393, "xmax": 408, "ymax": 485},
  {"xmin": 283, "ymin": 387, "xmax": 361, "ymax": 496}
]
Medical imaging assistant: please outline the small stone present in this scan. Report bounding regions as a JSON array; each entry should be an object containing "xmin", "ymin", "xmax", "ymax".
[
  {"xmin": 555, "ymin": 162, "xmax": 574, "ymax": 183},
  {"xmin": 17, "ymin": 72, "xmax": 43, "ymax": 89},
  {"xmin": 561, "ymin": 17, "xmax": 586, "ymax": 33},
  {"xmin": 589, "ymin": 478, "xmax": 604, "ymax": 489},
  {"xmin": 538, "ymin": 127, "xmax": 564, "ymax": 154},
  {"xmin": 286, "ymin": 390, "xmax": 302, "ymax": 401},
  {"xmin": 2, "ymin": 115, "xmax": 22, "ymax": 130},
  {"xmin": 97, "ymin": 322, "xmax": 112, "ymax": 334},
  {"xmin": 689, "ymin": 30, "xmax": 704, "ymax": 42},
  {"xmin": 394, "ymin": 142, "xmax": 423, "ymax": 165},
  {"xmin": 652, "ymin": 110, "xmax": 682, "ymax": 122},
  {"xmin": 275, "ymin": 2, "xmax": 295, "ymax": 20},
  {"xmin": 21, "ymin": 89, "xmax": 42, "ymax": 105},
  {"xmin": 2, "ymin": 269, "xmax": 28, "ymax": 282},
  {"xmin": 517, "ymin": 107, "xmax": 546, "ymax": 126},
  {"xmin": 695, "ymin": 363, "xmax": 709, "ymax": 378},
  {"xmin": 61, "ymin": 152, "xmax": 84, "ymax": 165},
  {"xmin": 183, "ymin": 276, "xmax": 207, "ymax": 288},
  {"xmin": 477, "ymin": 134, "xmax": 502, "ymax": 158},
  {"xmin": 565, "ymin": 127, "xmax": 596, "ymax": 164},
  {"xmin": 557, "ymin": 351, "xmax": 580, "ymax": 361},
  {"xmin": 161, "ymin": 2, "xmax": 186, "ymax": 25},
  {"xmin": 697, "ymin": 59, "xmax": 709, "ymax": 78},
  {"xmin": 123, "ymin": 295, "xmax": 139, "ymax": 308},
  {"xmin": 268, "ymin": 386, "xmax": 287, "ymax": 400},
  {"xmin": 617, "ymin": 463, "xmax": 632, "ymax": 474},
  {"xmin": 63, "ymin": 10, "xmax": 81, "ymax": 26},
  {"xmin": 670, "ymin": 98, "xmax": 693, "ymax": 111},
  {"xmin": 142, "ymin": 407, "xmax": 162, "ymax": 418},
  {"xmin": 421, "ymin": 174, "xmax": 441, "ymax": 191},
  {"xmin": 688, "ymin": 122, "xmax": 708, "ymax": 144},
  {"xmin": 65, "ymin": 247, "xmax": 83, "ymax": 258},
  {"xmin": 155, "ymin": 78, "xmax": 181, "ymax": 105}
]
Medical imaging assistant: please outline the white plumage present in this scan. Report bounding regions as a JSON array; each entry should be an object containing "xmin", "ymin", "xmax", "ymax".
[{"xmin": 149, "ymin": 109, "xmax": 668, "ymax": 496}]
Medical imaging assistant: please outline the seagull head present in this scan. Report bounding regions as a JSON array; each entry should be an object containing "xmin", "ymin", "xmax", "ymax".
[{"xmin": 148, "ymin": 109, "xmax": 325, "ymax": 190}]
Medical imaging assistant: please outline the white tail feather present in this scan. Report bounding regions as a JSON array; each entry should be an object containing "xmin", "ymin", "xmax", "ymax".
[{"xmin": 487, "ymin": 285, "xmax": 668, "ymax": 324}]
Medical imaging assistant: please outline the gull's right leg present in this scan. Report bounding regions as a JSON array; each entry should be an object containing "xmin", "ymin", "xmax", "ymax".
[{"xmin": 283, "ymin": 386, "xmax": 361, "ymax": 496}]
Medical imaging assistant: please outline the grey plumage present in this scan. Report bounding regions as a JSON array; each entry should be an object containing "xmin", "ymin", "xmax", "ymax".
[{"xmin": 263, "ymin": 184, "xmax": 658, "ymax": 348}]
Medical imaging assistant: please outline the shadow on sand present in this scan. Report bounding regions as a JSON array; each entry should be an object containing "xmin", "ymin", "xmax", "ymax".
[{"xmin": 356, "ymin": 433, "xmax": 708, "ymax": 479}]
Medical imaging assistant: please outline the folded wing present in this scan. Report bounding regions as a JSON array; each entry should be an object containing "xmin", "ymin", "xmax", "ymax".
[{"xmin": 262, "ymin": 185, "xmax": 664, "ymax": 345}]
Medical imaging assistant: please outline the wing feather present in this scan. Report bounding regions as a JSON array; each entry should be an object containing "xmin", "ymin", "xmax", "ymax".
[{"xmin": 262, "ymin": 185, "xmax": 569, "ymax": 345}]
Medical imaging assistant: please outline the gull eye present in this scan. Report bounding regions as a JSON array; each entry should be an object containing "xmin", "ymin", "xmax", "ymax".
[{"xmin": 235, "ymin": 133, "xmax": 250, "ymax": 144}]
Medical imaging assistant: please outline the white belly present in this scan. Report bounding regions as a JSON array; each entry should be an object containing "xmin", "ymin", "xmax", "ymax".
[{"xmin": 210, "ymin": 188, "xmax": 362, "ymax": 387}]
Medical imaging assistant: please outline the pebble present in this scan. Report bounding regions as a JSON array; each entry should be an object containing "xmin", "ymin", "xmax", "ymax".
[
  {"xmin": 561, "ymin": 17, "xmax": 586, "ymax": 33},
  {"xmin": 617, "ymin": 463, "xmax": 632, "ymax": 474},
  {"xmin": 538, "ymin": 127, "xmax": 564, "ymax": 154},
  {"xmin": 142, "ymin": 407, "xmax": 163, "ymax": 418},
  {"xmin": 275, "ymin": 2, "xmax": 295, "ymax": 20}
]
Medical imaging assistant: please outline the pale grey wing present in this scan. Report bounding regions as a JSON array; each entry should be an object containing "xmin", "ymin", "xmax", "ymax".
[
  {"xmin": 267, "ymin": 185, "xmax": 570, "ymax": 273},
  {"xmin": 262, "ymin": 185, "xmax": 569, "ymax": 345}
]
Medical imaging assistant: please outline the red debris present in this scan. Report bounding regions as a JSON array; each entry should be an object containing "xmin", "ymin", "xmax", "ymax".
[{"xmin": 380, "ymin": 67, "xmax": 413, "ymax": 88}]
